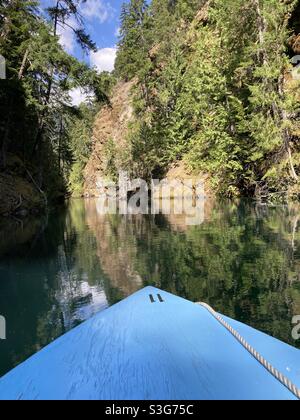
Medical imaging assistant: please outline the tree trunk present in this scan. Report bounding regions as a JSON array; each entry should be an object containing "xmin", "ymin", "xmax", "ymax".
[
  {"xmin": 253, "ymin": 0, "xmax": 267, "ymax": 66},
  {"xmin": 287, "ymin": 143, "xmax": 298, "ymax": 181},
  {"xmin": 18, "ymin": 49, "xmax": 29, "ymax": 80},
  {"xmin": 32, "ymin": 3, "xmax": 59, "ymax": 156}
]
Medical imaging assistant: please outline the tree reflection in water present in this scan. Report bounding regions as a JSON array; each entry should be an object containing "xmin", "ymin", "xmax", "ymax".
[{"xmin": 0, "ymin": 198, "xmax": 299, "ymax": 377}]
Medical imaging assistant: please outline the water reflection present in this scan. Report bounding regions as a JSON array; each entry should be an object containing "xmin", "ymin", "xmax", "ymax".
[{"xmin": 0, "ymin": 198, "xmax": 299, "ymax": 377}]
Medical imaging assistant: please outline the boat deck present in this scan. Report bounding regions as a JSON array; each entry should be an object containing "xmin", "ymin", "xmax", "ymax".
[{"xmin": 0, "ymin": 286, "xmax": 299, "ymax": 400}]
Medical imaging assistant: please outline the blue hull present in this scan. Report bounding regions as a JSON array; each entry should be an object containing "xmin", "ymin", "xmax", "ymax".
[{"xmin": 0, "ymin": 287, "xmax": 299, "ymax": 400}]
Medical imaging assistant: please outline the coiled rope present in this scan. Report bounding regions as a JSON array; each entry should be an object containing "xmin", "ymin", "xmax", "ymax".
[{"xmin": 197, "ymin": 302, "xmax": 300, "ymax": 400}]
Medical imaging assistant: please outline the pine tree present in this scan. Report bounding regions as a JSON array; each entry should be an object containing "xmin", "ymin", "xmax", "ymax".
[
  {"xmin": 46, "ymin": 0, "xmax": 96, "ymax": 51},
  {"xmin": 0, "ymin": 0, "xmax": 108, "ymax": 207},
  {"xmin": 0, "ymin": 0, "xmax": 39, "ymax": 168},
  {"xmin": 115, "ymin": 0, "xmax": 151, "ymax": 81}
]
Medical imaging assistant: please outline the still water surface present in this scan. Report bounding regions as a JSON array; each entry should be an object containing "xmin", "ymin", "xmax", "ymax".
[{"xmin": 0, "ymin": 198, "xmax": 300, "ymax": 377}]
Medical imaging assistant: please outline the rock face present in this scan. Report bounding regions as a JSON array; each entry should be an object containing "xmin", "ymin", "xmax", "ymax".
[
  {"xmin": 164, "ymin": 161, "xmax": 212, "ymax": 198},
  {"xmin": 84, "ymin": 80, "xmax": 135, "ymax": 197},
  {"xmin": 0, "ymin": 156, "xmax": 45, "ymax": 217},
  {"xmin": 289, "ymin": 34, "xmax": 300, "ymax": 54},
  {"xmin": 84, "ymin": 81, "xmax": 212, "ymax": 200}
]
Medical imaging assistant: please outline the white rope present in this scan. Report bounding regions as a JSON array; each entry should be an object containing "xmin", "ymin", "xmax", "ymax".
[{"xmin": 197, "ymin": 302, "xmax": 300, "ymax": 400}]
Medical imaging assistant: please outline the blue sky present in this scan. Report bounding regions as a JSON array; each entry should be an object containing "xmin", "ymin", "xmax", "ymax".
[
  {"xmin": 40, "ymin": 0, "xmax": 125, "ymax": 104},
  {"xmin": 41, "ymin": 0, "xmax": 124, "ymax": 71}
]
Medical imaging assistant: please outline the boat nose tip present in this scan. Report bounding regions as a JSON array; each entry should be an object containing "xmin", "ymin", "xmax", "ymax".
[{"xmin": 141, "ymin": 285, "xmax": 164, "ymax": 294}]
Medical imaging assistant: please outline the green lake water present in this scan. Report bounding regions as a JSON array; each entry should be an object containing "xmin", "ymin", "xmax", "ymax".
[{"xmin": 0, "ymin": 198, "xmax": 300, "ymax": 377}]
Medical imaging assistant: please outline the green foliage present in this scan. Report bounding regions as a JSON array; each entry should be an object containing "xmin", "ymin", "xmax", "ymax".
[
  {"xmin": 114, "ymin": 0, "xmax": 300, "ymax": 200},
  {"xmin": 46, "ymin": 0, "xmax": 97, "ymax": 52},
  {"xmin": 102, "ymin": 138, "xmax": 118, "ymax": 182},
  {"xmin": 2, "ymin": 0, "xmax": 300, "ymax": 204},
  {"xmin": 0, "ymin": 0, "xmax": 110, "ymax": 208},
  {"xmin": 68, "ymin": 104, "xmax": 97, "ymax": 195},
  {"xmin": 115, "ymin": 0, "xmax": 151, "ymax": 80},
  {"xmin": 69, "ymin": 162, "xmax": 86, "ymax": 196}
]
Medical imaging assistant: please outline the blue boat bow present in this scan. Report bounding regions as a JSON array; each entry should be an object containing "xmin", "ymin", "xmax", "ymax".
[{"xmin": 0, "ymin": 286, "xmax": 299, "ymax": 400}]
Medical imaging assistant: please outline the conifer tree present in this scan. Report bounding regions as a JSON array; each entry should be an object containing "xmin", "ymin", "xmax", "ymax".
[{"xmin": 115, "ymin": 0, "xmax": 151, "ymax": 81}]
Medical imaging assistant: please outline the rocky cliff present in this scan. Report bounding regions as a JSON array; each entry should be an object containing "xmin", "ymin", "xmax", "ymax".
[
  {"xmin": 83, "ymin": 80, "xmax": 212, "ymax": 197},
  {"xmin": 84, "ymin": 80, "xmax": 135, "ymax": 196}
]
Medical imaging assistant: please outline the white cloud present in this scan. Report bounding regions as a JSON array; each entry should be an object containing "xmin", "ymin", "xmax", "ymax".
[
  {"xmin": 54, "ymin": 1, "xmax": 115, "ymax": 55},
  {"xmin": 57, "ymin": 25, "xmax": 75, "ymax": 54},
  {"xmin": 56, "ymin": 16, "xmax": 78, "ymax": 54},
  {"xmin": 90, "ymin": 47, "xmax": 117, "ymax": 73},
  {"xmin": 80, "ymin": 0, "xmax": 114, "ymax": 24},
  {"xmin": 69, "ymin": 88, "xmax": 90, "ymax": 106}
]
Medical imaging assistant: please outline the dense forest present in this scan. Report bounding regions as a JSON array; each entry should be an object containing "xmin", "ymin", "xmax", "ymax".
[
  {"xmin": 2, "ymin": 0, "xmax": 300, "ymax": 217},
  {"xmin": 111, "ymin": 0, "xmax": 300, "ymax": 200},
  {"xmin": 0, "ymin": 0, "xmax": 114, "ymax": 216}
]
